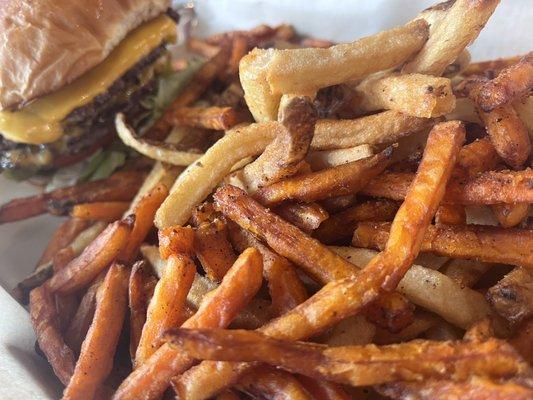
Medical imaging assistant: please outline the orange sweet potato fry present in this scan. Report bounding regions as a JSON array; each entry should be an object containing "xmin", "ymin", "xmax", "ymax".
[
  {"xmin": 47, "ymin": 217, "xmax": 133, "ymax": 295},
  {"xmin": 70, "ymin": 202, "xmax": 130, "ymax": 222},
  {"xmin": 158, "ymin": 225, "xmax": 195, "ymax": 259},
  {"xmin": 62, "ymin": 263, "xmax": 129, "ymax": 400}
]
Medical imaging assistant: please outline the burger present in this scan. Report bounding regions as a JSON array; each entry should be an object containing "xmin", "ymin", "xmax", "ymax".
[{"xmin": 0, "ymin": 0, "xmax": 185, "ymax": 178}]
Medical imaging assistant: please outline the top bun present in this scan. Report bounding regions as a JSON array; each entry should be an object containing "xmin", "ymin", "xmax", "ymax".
[{"xmin": 0, "ymin": 0, "xmax": 171, "ymax": 110}]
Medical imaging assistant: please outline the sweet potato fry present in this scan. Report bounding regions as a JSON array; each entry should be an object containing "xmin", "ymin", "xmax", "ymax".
[
  {"xmin": 29, "ymin": 285, "xmax": 76, "ymax": 386},
  {"xmin": 237, "ymin": 366, "xmax": 312, "ymax": 400},
  {"xmin": 457, "ymin": 137, "xmax": 500, "ymax": 176},
  {"xmin": 163, "ymin": 106, "xmax": 242, "ymax": 131},
  {"xmin": 135, "ymin": 254, "xmax": 195, "ymax": 366},
  {"xmin": 165, "ymin": 328, "xmax": 528, "ymax": 386},
  {"xmin": 241, "ymin": 96, "xmax": 316, "ymax": 193},
  {"xmin": 63, "ymin": 263, "xmax": 129, "ymax": 400},
  {"xmin": 353, "ymin": 221, "xmax": 533, "ymax": 269},
  {"xmin": 354, "ymin": 72, "xmax": 455, "ymax": 117},
  {"xmin": 362, "ymin": 169, "xmax": 533, "ymax": 205},
  {"xmin": 119, "ymin": 183, "xmax": 168, "ymax": 264},
  {"xmin": 475, "ymin": 52, "xmax": 533, "ymax": 111},
  {"xmin": 254, "ymin": 148, "xmax": 393, "ymax": 206},
  {"xmin": 487, "ymin": 268, "xmax": 533, "ymax": 325},
  {"xmin": 70, "ymin": 202, "xmax": 130, "ymax": 222},
  {"xmin": 274, "ymin": 202, "xmax": 329, "ymax": 233},
  {"xmin": 314, "ymin": 199, "xmax": 399, "ymax": 244},
  {"xmin": 403, "ymin": 0, "xmax": 499, "ymax": 75},
  {"xmin": 48, "ymin": 217, "xmax": 133, "ymax": 295},
  {"xmin": 112, "ymin": 248, "xmax": 263, "ymax": 400},
  {"xmin": 158, "ymin": 225, "xmax": 195, "ymax": 259},
  {"xmin": 492, "ymin": 203, "xmax": 530, "ymax": 228},
  {"xmin": 435, "ymin": 203, "xmax": 466, "ymax": 225}
]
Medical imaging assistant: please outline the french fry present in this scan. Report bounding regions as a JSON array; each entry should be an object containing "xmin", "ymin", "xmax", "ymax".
[
  {"xmin": 63, "ymin": 263, "xmax": 129, "ymax": 400},
  {"xmin": 70, "ymin": 202, "xmax": 130, "ymax": 222},
  {"xmin": 274, "ymin": 202, "xmax": 329, "ymax": 233},
  {"xmin": 241, "ymin": 96, "xmax": 316, "ymax": 193},
  {"xmin": 119, "ymin": 183, "xmax": 168, "ymax": 264},
  {"xmin": 403, "ymin": 0, "xmax": 499, "ymax": 75},
  {"xmin": 354, "ymin": 72, "xmax": 455, "ymax": 117},
  {"xmin": 374, "ymin": 311, "xmax": 438, "ymax": 345},
  {"xmin": 306, "ymin": 145, "xmax": 374, "ymax": 170},
  {"xmin": 237, "ymin": 366, "xmax": 312, "ymax": 400},
  {"xmin": 314, "ymin": 199, "xmax": 399, "ymax": 244},
  {"xmin": 165, "ymin": 328, "xmax": 528, "ymax": 386},
  {"xmin": 362, "ymin": 169, "xmax": 533, "ymax": 205},
  {"xmin": 135, "ymin": 255, "xmax": 196, "ymax": 366},
  {"xmin": 162, "ymin": 106, "xmax": 243, "ymax": 131},
  {"xmin": 29, "ymin": 285, "xmax": 76, "ymax": 386},
  {"xmin": 48, "ymin": 217, "xmax": 133, "ymax": 295},
  {"xmin": 320, "ymin": 194, "xmax": 357, "ymax": 213},
  {"xmin": 456, "ymin": 137, "xmax": 500, "ymax": 175},
  {"xmin": 297, "ymin": 375, "xmax": 351, "ymax": 400},
  {"xmin": 513, "ymin": 95, "xmax": 533, "ymax": 139},
  {"xmin": 440, "ymin": 259, "xmax": 493, "ymax": 288},
  {"xmin": 463, "ymin": 55, "xmax": 523, "ymax": 77},
  {"xmin": 158, "ymin": 225, "xmax": 195, "ymax": 260},
  {"xmin": 188, "ymin": 38, "xmax": 220, "ymax": 58},
  {"xmin": 492, "ymin": 203, "xmax": 530, "ymax": 228},
  {"xmin": 254, "ymin": 148, "xmax": 393, "ymax": 206},
  {"xmin": 474, "ymin": 52, "xmax": 533, "ymax": 112},
  {"xmin": 353, "ymin": 221, "xmax": 533, "ymax": 269},
  {"xmin": 206, "ymin": 24, "xmax": 279, "ymax": 47},
  {"xmin": 487, "ymin": 268, "xmax": 533, "ymax": 325},
  {"xmin": 321, "ymin": 315, "xmax": 376, "ymax": 346},
  {"xmin": 443, "ymin": 49, "xmax": 471, "ymax": 78},
  {"xmin": 435, "ymin": 203, "xmax": 466, "ymax": 225},
  {"xmin": 112, "ymin": 248, "xmax": 263, "ymax": 400},
  {"xmin": 215, "ymin": 390, "xmax": 241, "ymax": 400},
  {"xmin": 128, "ymin": 261, "xmax": 157, "ymax": 361},
  {"xmin": 226, "ymin": 35, "xmax": 248, "ymax": 78},
  {"xmin": 509, "ymin": 319, "xmax": 533, "ymax": 365}
]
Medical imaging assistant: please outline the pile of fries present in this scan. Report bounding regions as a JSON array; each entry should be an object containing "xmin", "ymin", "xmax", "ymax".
[{"xmin": 2, "ymin": 1, "xmax": 533, "ymax": 399}]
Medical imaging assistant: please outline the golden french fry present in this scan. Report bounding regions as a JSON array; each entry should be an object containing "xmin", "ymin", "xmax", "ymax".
[
  {"xmin": 492, "ymin": 203, "xmax": 530, "ymax": 228},
  {"xmin": 70, "ymin": 202, "xmax": 130, "ymax": 222},
  {"xmin": 237, "ymin": 366, "xmax": 312, "ymax": 400},
  {"xmin": 373, "ymin": 311, "xmax": 438, "ymax": 345},
  {"xmin": 158, "ymin": 225, "xmax": 195, "ymax": 259},
  {"xmin": 463, "ymin": 55, "xmax": 523, "ymax": 77},
  {"xmin": 435, "ymin": 204, "xmax": 466, "ymax": 225},
  {"xmin": 274, "ymin": 202, "xmax": 329, "ymax": 233}
]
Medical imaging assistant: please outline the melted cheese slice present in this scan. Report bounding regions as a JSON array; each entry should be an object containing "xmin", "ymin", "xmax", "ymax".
[{"xmin": 0, "ymin": 15, "xmax": 176, "ymax": 145}]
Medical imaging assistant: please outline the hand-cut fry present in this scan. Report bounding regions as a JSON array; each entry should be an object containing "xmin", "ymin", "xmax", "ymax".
[
  {"xmin": 321, "ymin": 314, "xmax": 376, "ymax": 346},
  {"xmin": 492, "ymin": 203, "xmax": 529, "ymax": 228},
  {"xmin": 255, "ymin": 148, "xmax": 393, "ymax": 206},
  {"xmin": 128, "ymin": 261, "xmax": 157, "ymax": 361},
  {"xmin": 29, "ymin": 285, "xmax": 76, "ymax": 386},
  {"xmin": 376, "ymin": 377, "xmax": 533, "ymax": 400},
  {"xmin": 0, "ymin": 171, "xmax": 144, "ymax": 224},
  {"xmin": 403, "ymin": 0, "xmax": 499, "ymax": 75},
  {"xmin": 443, "ymin": 49, "xmax": 471, "ymax": 78},
  {"xmin": 463, "ymin": 55, "xmax": 523, "ymax": 77},
  {"xmin": 240, "ymin": 20, "xmax": 428, "ymax": 121},
  {"xmin": 226, "ymin": 35, "xmax": 248, "ymax": 77},
  {"xmin": 353, "ymin": 221, "xmax": 533, "ymax": 269},
  {"xmin": 228, "ymin": 224, "xmax": 308, "ymax": 316},
  {"xmin": 274, "ymin": 202, "xmax": 329, "ymax": 233},
  {"xmin": 165, "ymin": 328, "xmax": 528, "ymax": 386},
  {"xmin": 48, "ymin": 217, "xmax": 133, "ymax": 295},
  {"xmin": 135, "ymin": 255, "xmax": 195, "ymax": 366},
  {"xmin": 63, "ymin": 263, "xmax": 129, "ymax": 400},
  {"xmin": 237, "ymin": 366, "xmax": 312, "ymax": 400},
  {"xmin": 158, "ymin": 226, "xmax": 195, "ymax": 259},
  {"xmin": 314, "ymin": 199, "xmax": 399, "ymax": 244},
  {"xmin": 474, "ymin": 52, "xmax": 533, "ymax": 111},
  {"xmin": 162, "ymin": 106, "xmax": 243, "ymax": 130},
  {"xmin": 241, "ymin": 96, "xmax": 316, "ymax": 193},
  {"xmin": 311, "ymin": 110, "xmax": 436, "ymax": 150},
  {"xmin": 112, "ymin": 248, "xmax": 263, "ymax": 400},
  {"xmin": 362, "ymin": 169, "xmax": 533, "ymax": 205},
  {"xmin": 441, "ymin": 259, "xmax": 493, "ymax": 288},
  {"xmin": 374, "ymin": 311, "xmax": 438, "ymax": 345},
  {"xmin": 194, "ymin": 218, "xmax": 239, "ymax": 282},
  {"xmin": 354, "ymin": 72, "xmax": 455, "ymax": 117},
  {"xmin": 513, "ymin": 95, "xmax": 533, "ymax": 139},
  {"xmin": 435, "ymin": 203, "xmax": 466, "ymax": 225},
  {"xmin": 457, "ymin": 137, "xmax": 500, "ymax": 176},
  {"xmin": 306, "ymin": 145, "xmax": 374, "ymax": 170},
  {"xmin": 70, "ymin": 202, "xmax": 130, "ymax": 222},
  {"xmin": 487, "ymin": 268, "xmax": 533, "ymax": 325},
  {"xmin": 297, "ymin": 375, "xmax": 351, "ymax": 400}
]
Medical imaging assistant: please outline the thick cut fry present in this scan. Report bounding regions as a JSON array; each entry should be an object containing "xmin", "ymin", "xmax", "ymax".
[
  {"xmin": 48, "ymin": 217, "xmax": 133, "ymax": 295},
  {"xmin": 255, "ymin": 148, "xmax": 393, "ymax": 206},
  {"xmin": 128, "ymin": 261, "xmax": 157, "ymax": 361},
  {"xmin": 457, "ymin": 137, "xmax": 500, "ymax": 175},
  {"xmin": 353, "ymin": 221, "xmax": 533, "ymax": 269},
  {"xmin": 163, "ymin": 106, "xmax": 242, "ymax": 130},
  {"xmin": 475, "ymin": 52, "xmax": 533, "ymax": 111},
  {"xmin": 314, "ymin": 199, "xmax": 399, "ymax": 244},
  {"xmin": 362, "ymin": 169, "xmax": 533, "ymax": 205},
  {"xmin": 158, "ymin": 225, "xmax": 195, "ymax": 259},
  {"xmin": 166, "ymin": 328, "xmax": 528, "ymax": 386},
  {"xmin": 274, "ymin": 202, "xmax": 329, "ymax": 233},
  {"xmin": 492, "ymin": 203, "xmax": 529, "ymax": 228},
  {"xmin": 63, "ymin": 263, "xmax": 129, "ymax": 400},
  {"xmin": 70, "ymin": 202, "xmax": 130, "ymax": 222},
  {"xmin": 29, "ymin": 285, "xmax": 76, "ymax": 386},
  {"xmin": 135, "ymin": 255, "xmax": 196, "ymax": 366},
  {"xmin": 0, "ymin": 171, "xmax": 144, "ymax": 224},
  {"xmin": 354, "ymin": 73, "xmax": 455, "ymax": 117},
  {"xmin": 237, "ymin": 366, "xmax": 312, "ymax": 400},
  {"xmin": 307, "ymin": 145, "xmax": 374, "ymax": 170},
  {"xmin": 241, "ymin": 96, "xmax": 317, "ymax": 193},
  {"xmin": 403, "ymin": 0, "xmax": 499, "ymax": 75},
  {"xmin": 487, "ymin": 268, "xmax": 533, "ymax": 325},
  {"xmin": 463, "ymin": 55, "xmax": 523, "ymax": 77},
  {"xmin": 112, "ymin": 248, "xmax": 263, "ymax": 400},
  {"xmin": 376, "ymin": 377, "xmax": 533, "ymax": 400}
]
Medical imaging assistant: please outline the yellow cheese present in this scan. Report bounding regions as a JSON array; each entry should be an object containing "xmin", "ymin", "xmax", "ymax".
[{"xmin": 0, "ymin": 15, "xmax": 176, "ymax": 145}]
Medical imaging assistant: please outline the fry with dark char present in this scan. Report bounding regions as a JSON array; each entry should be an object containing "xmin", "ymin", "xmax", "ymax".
[
  {"xmin": 353, "ymin": 221, "xmax": 533, "ymax": 269},
  {"xmin": 254, "ymin": 148, "xmax": 393, "ymax": 206},
  {"xmin": 474, "ymin": 52, "xmax": 533, "ymax": 112},
  {"xmin": 62, "ymin": 263, "xmax": 129, "ymax": 400},
  {"xmin": 237, "ymin": 366, "xmax": 312, "ymax": 400},
  {"xmin": 163, "ymin": 106, "xmax": 243, "ymax": 130},
  {"xmin": 165, "ymin": 328, "xmax": 528, "ymax": 386},
  {"xmin": 29, "ymin": 285, "xmax": 76, "ymax": 386},
  {"xmin": 112, "ymin": 248, "xmax": 263, "ymax": 400},
  {"xmin": 70, "ymin": 202, "xmax": 130, "ymax": 222},
  {"xmin": 175, "ymin": 121, "xmax": 465, "ymax": 400}
]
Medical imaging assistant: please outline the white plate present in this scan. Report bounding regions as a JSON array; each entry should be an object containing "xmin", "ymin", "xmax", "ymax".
[{"xmin": 1, "ymin": 1, "xmax": 531, "ymax": 398}]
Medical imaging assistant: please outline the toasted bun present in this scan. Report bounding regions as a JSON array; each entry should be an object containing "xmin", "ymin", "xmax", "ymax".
[{"xmin": 0, "ymin": 0, "xmax": 170, "ymax": 110}]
